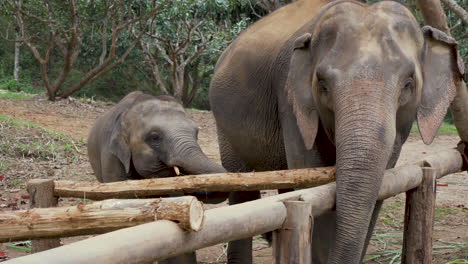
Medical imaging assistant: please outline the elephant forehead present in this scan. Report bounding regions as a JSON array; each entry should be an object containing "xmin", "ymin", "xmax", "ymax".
[
  {"xmin": 319, "ymin": 1, "xmax": 423, "ymax": 61},
  {"xmin": 127, "ymin": 100, "xmax": 185, "ymax": 119}
]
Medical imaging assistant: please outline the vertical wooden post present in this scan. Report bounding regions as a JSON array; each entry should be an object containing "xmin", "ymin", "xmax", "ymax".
[
  {"xmin": 27, "ymin": 179, "xmax": 61, "ymax": 252},
  {"xmin": 402, "ymin": 168, "xmax": 437, "ymax": 264},
  {"xmin": 273, "ymin": 200, "xmax": 313, "ymax": 264}
]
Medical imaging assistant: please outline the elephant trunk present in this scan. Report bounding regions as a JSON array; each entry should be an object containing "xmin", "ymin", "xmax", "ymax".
[
  {"xmin": 173, "ymin": 146, "xmax": 226, "ymax": 175},
  {"xmin": 329, "ymin": 89, "xmax": 395, "ymax": 263},
  {"xmin": 170, "ymin": 143, "xmax": 228, "ymax": 203}
]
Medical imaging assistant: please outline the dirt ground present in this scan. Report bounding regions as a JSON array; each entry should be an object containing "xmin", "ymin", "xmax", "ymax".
[{"xmin": 0, "ymin": 95, "xmax": 466, "ymax": 263}]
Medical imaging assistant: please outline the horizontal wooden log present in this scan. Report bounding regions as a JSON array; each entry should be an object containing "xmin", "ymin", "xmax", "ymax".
[
  {"xmin": 413, "ymin": 149, "xmax": 463, "ymax": 178},
  {"xmin": 9, "ymin": 153, "xmax": 461, "ymax": 264},
  {"xmin": 278, "ymin": 164, "xmax": 424, "ymax": 216},
  {"xmin": 54, "ymin": 167, "xmax": 335, "ymax": 200},
  {"xmin": 6, "ymin": 201, "xmax": 288, "ymax": 264},
  {"xmin": 0, "ymin": 196, "xmax": 204, "ymax": 243},
  {"xmin": 54, "ymin": 150, "xmax": 462, "ymax": 201}
]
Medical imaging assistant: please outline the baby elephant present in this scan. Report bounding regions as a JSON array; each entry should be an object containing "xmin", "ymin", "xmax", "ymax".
[
  {"xmin": 87, "ymin": 91, "xmax": 227, "ymax": 199},
  {"xmin": 88, "ymin": 91, "xmax": 225, "ymax": 264}
]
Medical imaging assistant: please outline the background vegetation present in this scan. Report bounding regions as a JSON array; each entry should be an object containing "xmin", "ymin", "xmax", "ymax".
[{"xmin": 0, "ymin": 0, "xmax": 465, "ymax": 109}]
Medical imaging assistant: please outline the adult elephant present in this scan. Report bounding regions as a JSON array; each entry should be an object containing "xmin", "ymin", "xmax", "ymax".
[{"xmin": 209, "ymin": 0, "xmax": 464, "ymax": 263}]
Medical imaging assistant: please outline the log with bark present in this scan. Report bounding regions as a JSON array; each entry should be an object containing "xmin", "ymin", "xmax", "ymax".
[
  {"xmin": 54, "ymin": 167, "xmax": 336, "ymax": 200},
  {"xmin": 0, "ymin": 196, "xmax": 204, "ymax": 243},
  {"xmin": 27, "ymin": 179, "xmax": 60, "ymax": 252}
]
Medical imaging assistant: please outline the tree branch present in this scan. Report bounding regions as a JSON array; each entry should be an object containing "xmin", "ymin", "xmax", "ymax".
[
  {"xmin": 440, "ymin": 0, "xmax": 468, "ymax": 27},
  {"xmin": 59, "ymin": 31, "xmax": 144, "ymax": 98},
  {"xmin": 153, "ymin": 40, "xmax": 174, "ymax": 66},
  {"xmin": 450, "ymin": 20, "xmax": 462, "ymax": 30},
  {"xmin": 99, "ymin": 4, "xmax": 110, "ymax": 65},
  {"xmin": 134, "ymin": 30, "xmax": 169, "ymax": 94}
]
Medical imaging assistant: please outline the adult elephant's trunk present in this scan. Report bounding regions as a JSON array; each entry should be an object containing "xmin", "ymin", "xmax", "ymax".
[{"xmin": 329, "ymin": 84, "xmax": 396, "ymax": 263}]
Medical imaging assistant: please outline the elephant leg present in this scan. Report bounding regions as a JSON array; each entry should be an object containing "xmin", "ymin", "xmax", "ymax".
[
  {"xmin": 360, "ymin": 200, "xmax": 384, "ymax": 262},
  {"xmin": 227, "ymin": 191, "xmax": 261, "ymax": 264},
  {"xmin": 101, "ymin": 152, "xmax": 127, "ymax": 182},
  {"xmin": 216, "ymin": 128, "xmax": 261, "ymax": 264},
  {"xmin": 311, "ymin": 211, "xmax": 336, "ymax": 264},
  {"xmin": 158, "ymin": 252, "xmax": 197, "ymax": 264}
]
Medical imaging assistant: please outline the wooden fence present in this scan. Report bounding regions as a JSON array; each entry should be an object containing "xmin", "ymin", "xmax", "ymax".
[{"xmin": 2, "ymin": 149, "xmax": 464, "ymax": 264}]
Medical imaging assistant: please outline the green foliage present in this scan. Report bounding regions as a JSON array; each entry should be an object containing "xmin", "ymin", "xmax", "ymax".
[
  {"xmin": 0, "ymin": 0, "xmax": 465, "ymax": 108},
  {"xmin": 411, "ymin": 121, "xmax": 458, "ymax": 135},
  {"xmin": 0, "ymin": 89, "xmax": 35, "ymax": 100},
  {"xmin": 0, "ymin": 78, "xmax": 36, "ymax": 94}
]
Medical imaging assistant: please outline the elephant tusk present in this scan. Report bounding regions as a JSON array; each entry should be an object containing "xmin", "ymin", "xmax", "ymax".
[{"xmin": 174, "ymin": 166, "xmax": 180, "ymax": 176}]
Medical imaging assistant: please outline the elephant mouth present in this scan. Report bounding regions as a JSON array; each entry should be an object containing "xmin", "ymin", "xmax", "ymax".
[
  {"xmin": 130, "ymin": 158, "xmax": 188, "ymax": 179},
  {"xmin": 151, "ymin": 165, "xmax": 188, "ymax": 178}
]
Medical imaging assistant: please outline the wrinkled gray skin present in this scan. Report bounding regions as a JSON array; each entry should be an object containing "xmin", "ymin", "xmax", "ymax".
[
  {"xmin": 88, "ymin": 91, "xmax": 228, "ymax": 264},
  {"xmin": 209, "ymin": 0, "xmax": 463, "ymax": 263}
]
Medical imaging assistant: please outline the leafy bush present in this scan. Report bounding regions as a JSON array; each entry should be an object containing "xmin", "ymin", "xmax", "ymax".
[{"xmin": 0, "ymin": 78, "xmax": 36, "ymax": 94}]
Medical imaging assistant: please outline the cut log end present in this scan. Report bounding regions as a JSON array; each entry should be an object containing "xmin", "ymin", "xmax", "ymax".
[
  {"xmin": 155, "ymin": 196, "xmax": 205, "ymax": 232},
  {"xmin": 189, "ymin": 199, "xmax": 204, "ymax": 232}
]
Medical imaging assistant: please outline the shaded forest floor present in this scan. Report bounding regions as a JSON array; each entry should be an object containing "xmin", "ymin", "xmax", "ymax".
[{"xmin": 0, "ymin": 95, "xmax": 466, "ymax": 263}]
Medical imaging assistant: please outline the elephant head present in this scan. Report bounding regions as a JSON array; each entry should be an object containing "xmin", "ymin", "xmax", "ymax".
[
  {"xmin": 285, "ymin": 1, "xmax": 463, "ymax": 263},
  {"xmin": 109, "ymin": 93, "xmax": 225, "ymax": 178}
]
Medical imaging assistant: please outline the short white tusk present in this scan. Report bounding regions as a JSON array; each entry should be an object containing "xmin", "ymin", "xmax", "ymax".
[{"xmin": 174, "ymin": 166, "xmax": 180, "ymax": 176}]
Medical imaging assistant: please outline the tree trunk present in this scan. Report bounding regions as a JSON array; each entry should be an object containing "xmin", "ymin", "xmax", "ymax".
[
  {"xmin": 14, "ymin": 31, "xmax": 20, "ymax": 82},
  {"xmin": 13, "ymin": 0, "xmax": 22, "ymax": 82}
]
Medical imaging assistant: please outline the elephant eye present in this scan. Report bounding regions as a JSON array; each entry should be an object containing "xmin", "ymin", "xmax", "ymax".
[
  {"xmin": 403, "ymin": 77, "xmax": 415, "ymax": 91},
  {"xmin": 317, "ymin": 79, "xmax": 328, "ymax": 95},
  {"xmin": 148, "ymin": 132, "xmax": 161, "ymax": 142},
  {"xmin": 399, "ymin": 76, "xmax": 415, "ymax": 106}
]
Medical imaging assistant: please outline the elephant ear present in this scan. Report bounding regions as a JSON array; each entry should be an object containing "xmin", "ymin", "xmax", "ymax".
[
  {"xmin": 417, "ymin": 26, "xmax": 465, "ymax": 145},
  {"xmin": 286, "ymin": 33, "xmax": 319, "ymax": 150},
  {"xmin": 109, "ymin": 112, "xmax": 131, "ymax": 174}
]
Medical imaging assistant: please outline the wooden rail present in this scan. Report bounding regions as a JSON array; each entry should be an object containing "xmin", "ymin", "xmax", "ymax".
[
  {"xmin": 53, "ymin": 167, "xmax": 336, "ymax": 200},
  {"xmin": 0, "ymin": 196, "xmax": 204, "ymax": 243}
]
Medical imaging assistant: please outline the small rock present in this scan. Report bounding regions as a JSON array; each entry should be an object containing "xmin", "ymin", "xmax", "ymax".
[{"xmin": 9, "ymin": 189, "xmax": 20, "ymax": 193}]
